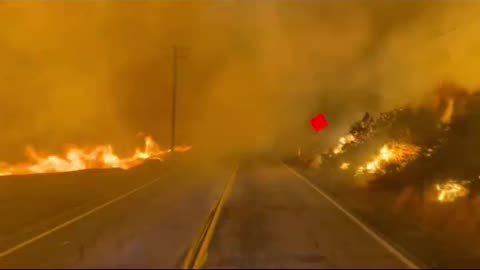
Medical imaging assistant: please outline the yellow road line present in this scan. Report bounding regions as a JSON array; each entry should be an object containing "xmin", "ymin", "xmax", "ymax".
[
  {"xmin": 183, "ymin": 164, "xmax": 239, "ymax": 269},
  {"xmin": 0, "ymin": 177, "xmax": 161, "ymax": 259},
  {"xmin": 283, "ymin": 163, "xmax": 421, "ymax": 270}
]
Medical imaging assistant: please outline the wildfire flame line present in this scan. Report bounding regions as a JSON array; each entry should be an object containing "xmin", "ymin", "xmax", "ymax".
[
  {"xmin": 0, "ymin": 136, "xmax": 192, "ymax": 176},
  {"xmin": 356, "ymin": 143, "xmax": 420, "ymax": 176}
]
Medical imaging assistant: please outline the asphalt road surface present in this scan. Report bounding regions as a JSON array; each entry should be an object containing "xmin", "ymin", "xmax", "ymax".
[
  {"xmin": 204, "ymin": 161, "xmax": 416, "ymax": 269},
  {"xmin": 0, "ymin": 159, "xmax": 231, "ymax": 268},
  {"xmin": 0, "ymin": 159, "xmax": 417, "ymax": 268}
]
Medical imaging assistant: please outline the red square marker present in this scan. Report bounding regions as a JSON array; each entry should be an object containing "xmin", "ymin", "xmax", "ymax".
[{"xmin": 310, "ymin": 114, "xmax": 328, "ymax": 132}]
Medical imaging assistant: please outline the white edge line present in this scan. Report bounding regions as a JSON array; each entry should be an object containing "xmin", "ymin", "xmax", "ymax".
[
  {"xmin": 0, "ymin": 177, "xmax": 161, "ymax": 259},
  {"xmin": 283, "ymin": 163, "xmax": 420, "ymax": 270}
]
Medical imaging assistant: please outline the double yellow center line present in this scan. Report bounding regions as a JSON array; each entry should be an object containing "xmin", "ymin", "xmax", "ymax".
[{"xmin": 182, "ymin": 164, "xmax": 239, "ymax": 269}]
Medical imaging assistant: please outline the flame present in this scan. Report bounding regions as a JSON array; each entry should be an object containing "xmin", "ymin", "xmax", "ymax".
[
  {"xmin": 441, "ymin": 98, "xmax": 455, "ymax": 124},
  {"xmin": 356, "ymin": 143, "xmax": 420, "ymax": 175},
  {"xmin": 339, "ymin": 162, "xmax": 350, "ymax": 170},
  {"xmin": 0, "ymin": 136, "xmax": 191, "ymax": 176},
  {"xmin": 433, "ymin": 82, "xmax": 470, "ymax": 124},
  {"xmin": 435, "ymin": 180, "xmax": 469, "ymax": 203},
  {"xmin": 333, "ymin": 134, "xmax": 356, "ymax": 155}
]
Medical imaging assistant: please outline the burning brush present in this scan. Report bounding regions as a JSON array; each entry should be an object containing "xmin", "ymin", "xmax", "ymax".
[
  {"xmin": 333, "ymin": 134, "xmax": 356, "ymax": 155},
  {"xmin": 299, "ymin": 81, "xmax": 480, "ymax": 204},
  {"xmin": 356, "ymin": 143, "xmax": 421, "ymax": 176},
  {"xmin": 0, "ymin": 135, "xmax": 192, "ymax": 176},
  {"xmin": 435, "ymin": 180, "xmax": 470, "ymax": 203}
]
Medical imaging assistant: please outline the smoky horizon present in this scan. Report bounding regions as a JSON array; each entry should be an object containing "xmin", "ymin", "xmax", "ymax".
[{"xmin": 1, "ymin": 0, "xmax": 480, "ymax": 163}]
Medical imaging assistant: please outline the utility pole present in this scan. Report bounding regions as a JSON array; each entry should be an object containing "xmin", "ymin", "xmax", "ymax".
[
  {"xmin": 170, "ymin": 45, "xmax": 188, "ymax": 155},
  {"xmin": 171, "ymin": 45, "xmax": 178, "ymax": 154}
]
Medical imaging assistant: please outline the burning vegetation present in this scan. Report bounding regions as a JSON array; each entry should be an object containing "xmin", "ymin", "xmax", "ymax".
[
  {"xmin": 355, "ymin": 143, "xmax": 421, "ymax": 176},
  {"xmin": 435, "ymin": 180, "xmax": 469, "ymax": 203},
  {"xmin": 292, "ymin": 82, "xmax": 480, "ymax": 266},
  {"xmin": 0, "ymin": 135, "xmax": 191, "ymax": 176},
  {"xmin": 300, "ymin": 82, "xmax": 480, "ymax": 203}
]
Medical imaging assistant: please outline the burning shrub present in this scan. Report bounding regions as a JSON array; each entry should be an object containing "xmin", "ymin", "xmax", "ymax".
[
  {"xmin": 356, "ymin": 142, "xmax": 421, "ymax": 176},
  {"xmin": 435, "ymin": 180, "xmax": 469, "ymax": 203}
]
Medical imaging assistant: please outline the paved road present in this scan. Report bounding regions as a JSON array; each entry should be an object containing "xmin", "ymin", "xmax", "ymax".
[
  {"xmin": 0, "ymin": 159, "xmax": 232, "ymax": 268},
  {"xmin": 0, "ymin": 159, "xmax": 416, "ymax": 269},
  {"xmin": 204, "ymin": 161, "xmax": 414, "ymax": 269}
]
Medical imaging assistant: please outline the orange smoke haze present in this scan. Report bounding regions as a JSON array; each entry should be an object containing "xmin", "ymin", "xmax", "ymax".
[{"xmin": 2, "ymin": 1, "xmax": 480, "ymax": 162}]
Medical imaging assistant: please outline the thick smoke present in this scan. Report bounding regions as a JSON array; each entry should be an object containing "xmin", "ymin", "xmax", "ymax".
[{"xmin": 1, "ymin": 1, "xmax": 479, "ymax": 162}]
